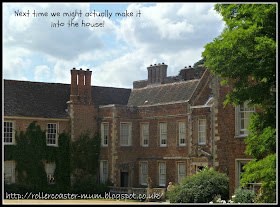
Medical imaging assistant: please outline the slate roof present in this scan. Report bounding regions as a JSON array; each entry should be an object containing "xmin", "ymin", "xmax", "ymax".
[
  {"xmin": 4, "ymin": 80, "xmax": 131, "ymax": 118},
  {"xmin": 127, "ymin": 79, "xmax": 199, "ymax": 107}
]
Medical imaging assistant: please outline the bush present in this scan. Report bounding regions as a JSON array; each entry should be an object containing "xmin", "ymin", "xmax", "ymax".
[
  {"xmin": 167, "ymin": 167, "xmax": 229, "ymax": 203},
  {"xmin": 233, "ymin": 187, "xmax": 256, "ymax": 203}
]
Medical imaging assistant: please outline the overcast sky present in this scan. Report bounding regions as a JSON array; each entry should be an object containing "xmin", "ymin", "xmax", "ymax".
[{"xmin": 3, "ymin": 3, "xmax": 225, "ymax": 88}]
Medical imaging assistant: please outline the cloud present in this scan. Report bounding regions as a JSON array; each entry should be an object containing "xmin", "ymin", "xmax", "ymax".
[
  {"xmin": 117, "ymin": 3, "xmax": 223, "ymax": 53},
  {"xmin": 34, "ymin": 65, "xmax": 51, "ymax": 82},
  {"xmin": 3, "ymin": 3, "xmax": 225, "ymax": 89},
  {"xmin": 3, "ymin": 3, "xmax": 105, "ymax": 60},
  {"xmin": 3, "ymin": 47, "xmax": 31, "ymax": 81}
]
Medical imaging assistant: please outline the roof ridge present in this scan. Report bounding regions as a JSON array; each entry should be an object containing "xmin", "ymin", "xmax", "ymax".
[
  {"xmin": 132, "ymin": 79, "xmax": 200, "ymax": 91},
  {"xmin": 4, "ymin": 79, "xmax": 131, "ymax": 90},
  {"xmin": 4, "ymin": 79, "xmax": 71, "ymax": 86}
]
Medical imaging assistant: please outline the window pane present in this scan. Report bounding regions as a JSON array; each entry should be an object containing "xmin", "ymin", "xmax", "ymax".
[
  {"xmin": 238, "ymin": 102, "xmax": 254, "ymax": 135},
  {"xmin": 141, "ymin": 162, "xmax": 148, "ymax": 185},
  {"xmin": 160, "ymin": 123, "xmax": 167, "ymax": 146},
  {"xmin": 4, "ymin": 122, "xmax": 13, "ymax": 144},
  {"xmin": 198, "ymin": 118, "xmax": 206, "ymax": 144},
  {"xmin": 142, "ymin": 124, "xmax": 149, "ymax": 146},
  {"xmin": 159, "ymin": 163, "xmax": 166, "ymax": 186},
  {"xmin": 120, "ymin": 123, "xmax": 131, "ymax": 146},
  {"xmin": 47, "ymin": 124, "xmax": 57, "ymax": 145},
  {"xmin": 179, "ymin": 122, "xmax": 186, "ymax": 145}
]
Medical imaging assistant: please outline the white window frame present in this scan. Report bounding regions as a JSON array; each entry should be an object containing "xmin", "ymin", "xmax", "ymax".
[
  {"xmin": 140, "ymin": 161, "xmax": 148, "ymax": 185},
  {"xmin": 178, "ymin": 162, "xmax": 186, "ymax": 184},
  {"xmin": 120, "ymin": 122, "xmax": 132, "ymax": 146},
  {"xmin": 101, "ymin": 122, "xmax": 109, "ymax": 147},
  {"xmin": 235, "ymin": 159, "xmax": 253, "ymax": 188},
  {"xmin": 198, "ymin": 116, "xmax": 206, "ymax": 145},
  {"xmin": 100, "ymin": 160, "xmax": 108, "ymax": 183},
  {"xmin": 158, "ymin": 162, "xmax": 166, "ymax": 187},
  {"xmin": 4, "ymin": 161, "xmax": 16, "ymax": 184},
  {"xmin": 141, "ymin": 123, "xmax": 149, "ymax": 147},
  {"xmin": 178, "ymin": 121, "xmax": 186, "ymax": 146},
  {"xmin": 235, "ymin": 102, "xmax": 255, "ymax": 138},
  {"xmin": 159, "ymin": 122, "xmax": 167, "ymax": 147},
  {"xmin": 46, "ymin": 123, "xmax": 58, "ymax": 146},
  {"xmin": 45, "ymin": 162, "xmax": 56, "ymax": 184},
  {"xmin": 4, "ymin": 121, "xmax": 15, "ymax": 145}
]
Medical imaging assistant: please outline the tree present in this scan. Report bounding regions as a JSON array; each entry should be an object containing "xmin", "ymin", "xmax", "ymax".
[{"xmin": 202, "ymin": 4, "xmax": 276, "ymax": 203}]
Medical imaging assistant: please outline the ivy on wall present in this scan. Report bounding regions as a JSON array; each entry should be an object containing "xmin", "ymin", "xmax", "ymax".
[
  {"xmin": 70, "ymin": 132, "xmax": 101, "ymax": 183},
  {"xmin": 4, "ymin": 121, "xmax": 100, "ymax": 193}
]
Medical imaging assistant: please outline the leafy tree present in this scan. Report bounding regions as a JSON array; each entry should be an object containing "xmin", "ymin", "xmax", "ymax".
[
  {"xmin": 202, "ymin": 4, "xmax": 276, "ymax": 203},
  {"xmin": 167, "ymin": 167, "xmax": 229, "ymax": 203}
]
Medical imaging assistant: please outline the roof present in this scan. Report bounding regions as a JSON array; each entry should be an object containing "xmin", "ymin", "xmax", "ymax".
[
  {"xmin": 127, "ymin": 80, "xmax": 199, "ymax": 107},
  {"xmin": 4, "ymin": 80, "xmax": 131, "ymax": 118}
]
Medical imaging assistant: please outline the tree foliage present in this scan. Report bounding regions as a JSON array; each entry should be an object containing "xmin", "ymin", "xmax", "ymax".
[
  {"xmin": 202, "ymin": 4, "xmax": 276, "ymax": 203},
  {"xmin": 203, "ymin": 4, "xmax": 276, "ymax": 107}
]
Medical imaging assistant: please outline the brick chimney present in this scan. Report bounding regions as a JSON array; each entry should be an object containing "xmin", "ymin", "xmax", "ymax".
[
  {"xmin": 70, "ymin": 68, "xmax": 92, "ymax": 102},
  {"xmin": 180, "ymin": 66, "xmax": 195, "ymax": 81},
  {"xmin": 70, "ymin": 68, "xmax": 79, "ymax": 101},
  {"xmin": 84, "ymin": 69, "xmax": 92, "ymax": 102},
  {"xmin": 78, "ymin": 69, "xmax": 85, "ymax": 101},
  {"xmin": 147, "ymin": 63, "xmax": 167, "ymax": 84}
]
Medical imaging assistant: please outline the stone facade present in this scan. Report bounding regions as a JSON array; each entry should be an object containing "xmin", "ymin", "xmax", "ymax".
[{"xmin": 4, "ymin": 63, "xmax": 252, "ymax": 198}]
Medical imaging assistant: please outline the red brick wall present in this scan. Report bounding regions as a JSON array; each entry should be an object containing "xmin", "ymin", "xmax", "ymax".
[
  {"xmin": 4, "ymin": 117, "xmax": 70, "ymax": 137},
  {"xmin": 98, "ymin": 103, "xmax": 190, "ymax": 188},
  {"xmin": 215, "ymin": 84, "xmax": 253, "ymax": 197},
  {"xmin": 68, "ymin": 103, "xmax": 98, "ymax": 141}
]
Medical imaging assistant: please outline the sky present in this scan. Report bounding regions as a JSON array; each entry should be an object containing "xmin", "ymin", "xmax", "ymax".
[{"xmin": 3, "ymin": 3, "xmax": 225, "ymax": 89}]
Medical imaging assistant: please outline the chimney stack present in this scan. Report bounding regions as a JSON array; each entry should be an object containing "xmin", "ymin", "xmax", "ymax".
[
  {"xmin": 70, "ymin": 68, "xmax": 92, "ymax": 102},
  {"xmin": 78, "ymin": 69, "xmax": 85, "ymax": 101},
  {"xmin": 180, "ymin": 66, "xmax": 195, "ymax": 81},
  {"xmin": 70, "ymin": 68, "xmax": 79, "ymax": 101},
  {"xmin": 147, "ymin": 63, "xmax": 167, "ymax": 84}
]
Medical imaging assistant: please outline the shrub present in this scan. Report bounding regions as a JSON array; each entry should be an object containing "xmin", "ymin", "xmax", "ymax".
[
  {"xmin": 167, "ymin": 167, "xmax": 229, "ymax": 203},
  {"xmin": 233, "ymin": 187, "xmax": 256, "ymax": 203}
]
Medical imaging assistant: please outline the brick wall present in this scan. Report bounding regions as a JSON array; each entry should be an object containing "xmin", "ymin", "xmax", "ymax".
[
  {"xmin": 98, "ymin": 103, "xmax": 191, "ymax": 188},
  {"xmin": 4, "ymin": 117, "xmax": 70, "ymax": 139}
]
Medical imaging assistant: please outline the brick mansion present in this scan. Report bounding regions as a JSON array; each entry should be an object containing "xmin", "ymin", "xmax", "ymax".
[{"xmin": 4, "ymin": 63, "xmax": 255, "ymax": 197}]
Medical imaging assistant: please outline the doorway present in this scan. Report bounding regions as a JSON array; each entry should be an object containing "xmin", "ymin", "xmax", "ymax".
[{"xmin": 120, "ymin": 172, "xmax": 129, "ymax": 187}]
